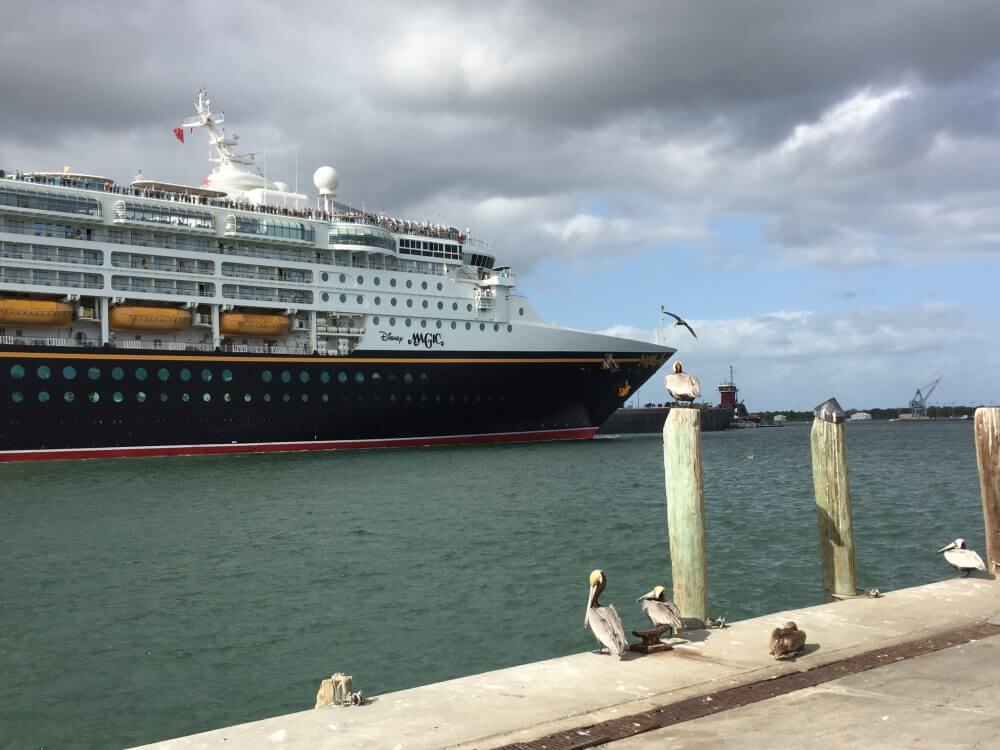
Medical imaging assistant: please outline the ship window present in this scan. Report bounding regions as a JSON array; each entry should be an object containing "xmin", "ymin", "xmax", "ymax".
[
  {"xmin": 300, "ymin": 371, "xmax": 309, "ymax": 383},
  {"xmin": 391, "ymin": 298, "xmax": 398, "ymax": 306},
  {"xmin": 160, "ymin": 393, "xmax": 168, "ymax": 402},
  {"xmin": 372, "ymin": 372, "xmax": 381, "ymax": 382},
  {"xmin": 203, "ymin": 393, "xmax": 211, "ymax": 402},
  {"xmin": 420, "ymin": 373, "xmax": 429, "ymax": 383},
  {"xmin": 262, "ymin": 370, "xmax": 272, "ymax": 383},
  {"xmin": 405, "ymin": 319, "xmax": 412, "ymax": 327},
  {"xmin": 37, "ymin": 365, "xmax": 51, "ymax": 379},
  {"xmin": 180, "ymin": 368, "xmax": 191, "ymax": 381},
  {"xmin": 301, "ymin": 394, "xmax": 308, "ymax": 402},
  {"xmin": 244, "ymin": 393, "xmax": 252, "ymax": 402},
  {"xmin": 338, "ymin": 372, "xmax": 347, "ymax": 384},
  {"xmin": 421, "ymin": 300, "xmax": 428, "ymax": 309},
  {"xmin": 437, "ymin": 282, "xmax": 443, "ymax": 291},
  {"xmin": 355, "ymin": 372, "xmax": 364, "ymax": 384},
  {"xmin": 112, "ymin": 367, "xmax": 124, "ymax": 381},
  {"xmin": 135, "ymin": 367, "xmax": 147, "ymax": 381},
  {"xmin": 374, "ymin": 296, "xmax": 381, "ymax": 305},
  {"xmin": 420, "ymin": 319, "xmax": 427, "ymax": 328},
  {"xmin": 340, "ymin": 294, "xmax": 347, "ymax": 303},
  {"xmin": 117, "ymin": 201, "xmax": 213, "ymax": 230},
  {"xmin": 62, "ymin": 366, "xmax": 76, "ymax": 380},
  {"xmin": 282, "ymin": 394, "xmax": 290, "ymax": 402},
  {"xmin": 357, "ymin": 275, "xmax": 364, "ymax": 285},
  {"xmin": 38, "ymin": 390, "xmax": 50, "ymax": 402},
  {"xmin": 465, "ymin": 322, "xmax": 471, "ymax": 330},
  {"xmin": 88, "ymin": 392, "xmax": 99, "ymax": 403},
  {"xmin": 493, "ymin": 324, "xmax": 499, "ymax": 332},
  {"xmin": 388, "ymin": 373, "xmax": 397, "ymax": 383},
  {"xmin": 320, "ymin": 371, "xmax": 331, "ymax": 383},
  {"xmin": 281, "ymin": 371, "xmax": 291, "ymax": 383},
  {"xmin": 404, "ymin": 373, "xmax": 413, "ymax": 384},
  {"xmin": 389, "ymin": 317, "xmax": 396, "ymax": 325},
  {"xmin": 390, "ymin": 278, "xmax": 397, "ymax": 287},
  {"xmin": 263, "ymin": 394, "xmax": 271, "ymax": 402},
  {"xmin": 228, "ymin": 215, "xmax": 314, "ymax": 243},
  {"xmin": 182, "ymin": 393, "xmax": 190, "ymax": 402},
  {"xmin": 10, "ymin": 365, "xmax": 24, "ymax": 379},
  {"xmin": 507, "ymin": 324, "xmax": 513, "ymax": 332},
  {"xmin": 451, "ymin": 321, "xmax": 456, "ymax": 329},
  {"xmin": 357, "ymin": 295, "xmax": 364, "ymax": 304},
  {"xmin": 436, "ymin": 320, "xmax": 442, "ymax": 329},
  {"xmin": 201, "ymin": 369, "xmax": 212, "ymax": 382},
  {"xmin": 480, "ymin": 323, "xmax": 486, "ymax": 331},
  {"xmin": 136, "ymin": 392, "xmax": 146, "ymax": 403},
  {"xmin": 519, "ymin": 307, "xmax": 524, "ymax": 316},
  {"xmin": 322, "ymin": 394, "xmax": 329, "ymax": 402},
  {"xmin": 223, "ymin": 369, "xmax": 233, "ymax": 382},
  {"xmin": 113, "ymin": 391, "xmax": 123, "ymax": 403},
  {"xmin": 11, "ymin": 390, "xmax": 23, "ymax": 403},
  {"xmin": 421, "ymin": 281, "xmax": 428, "ymax": 290},
  {"xmin": 467, "ymin": 304, "xmax": 473, "ymax": 312},
  {"xmin": 158, "ymin": 368, "xmax": 169, "ymax": 381},
  {"xmin": 321, "ymin": 272, "xmax": 329, "ymax": 281},
  {"xmin": 88, "ymin": 367, "xmax": 100, "ymax": 380},
  {"xmin": 374, "ymin": 277, "xmax": 380, "ymax": 286},
  {"xmin": 373, "ymin": 316, "xmax": 380, "ymax": 325},
  {"xmin": 322, "ymin": 292, "xmax": 329, "ymax": 302},
  {"xmin": 405, "ymin": 280, "xmax": 412, "ymax": 289},
  {"xmin": 452, "ymin": 303, "xmax": 458, "ymax": 311},
  {"xmin": 389, "ymin": 393, "xmax": 397, "ymax": 403}
]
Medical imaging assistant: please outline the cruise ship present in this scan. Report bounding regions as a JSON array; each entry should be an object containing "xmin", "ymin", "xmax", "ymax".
[{"xmin": 0, "ymin": 90, "xmax": 673, "ymax": 461}]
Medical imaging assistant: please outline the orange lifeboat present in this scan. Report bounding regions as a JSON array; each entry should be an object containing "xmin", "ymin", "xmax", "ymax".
[
  {"xmin": 109, "ymin": 306, "xmax": 192, "ymax": 332},
  {"xmin": 0, "ymin": 299, "xmax": 73, "ymax": 326},
  {"xmin": 220, "ymin": 312, "xmax": 291, "ymax": 337}
]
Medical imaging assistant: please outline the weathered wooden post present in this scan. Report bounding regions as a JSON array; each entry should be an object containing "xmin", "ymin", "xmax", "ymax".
[
  {"xmin": 664, "ymin": 406, "xmax": 707, "ymax": 627},
  {"xmin": 810, "ymin": 398, "xmax": 857, "ymax": 601},
  {"xmin": 974, "ymin": 407, "xmax": 1000, "ymax": 575}
]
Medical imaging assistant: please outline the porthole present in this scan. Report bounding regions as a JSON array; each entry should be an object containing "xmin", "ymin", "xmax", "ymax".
[
  {"xmin": 391, "ymin": 298, "xmax": 398, "ymax": 306},
  {"xmin": 421, "ymin": 300, "xmax": 428, "ymax": 309},
  {"xmin": 158, "ymin": 368, "xmax": 169, "ymax": 381},
  {"xmin": 339, "ymin": 293, "xmax": 347, "ymax": 303},
  {"xmin": 421, "ymin": 281, "xmax": 428, "ymax": 290},
  {"xmin": 406, "ymin": 280, "xmax": 413, "ymax": 289},
  {"xmin": 338, "ymin": 372, "xmax": 347, "ymax": 384},
  {"xmin": 437, "ymin": 301, "xmax": 443, "ymax": 310},
  {"xmin": 322, "ymin": 394, "xmax": 329, "ymax": 402},
  {"xmin": 452, "ymin": 302, "xmax": 458, "ymax": 311},
  {"xmin": 224, "ymin": 393, "xmax": 232, "ymax": 402},
  {"xmin": 465, "ymin": 322, "xmax": 471, "ymax": 330},
  {"xmin": 63, "ymin": 391, "xmax": 75, "ymax": 403},
  {"xmin": 372, "ymin": 372, "xmax": 381, "ymax": 382},
  {"xmin": 406, "ymin": 299, "xmax": 413, "ymax": 308},
  {"xmin": 113, "ymin": 391, "xmax": 123, "ymax": 403},
  {"xmin": 223, "ymin": 369, "xmax": 233, "ymax": 382},
  {"xmin": 203, "ymin": 393, "xmax": 211, "ymax": 402},
  {"xmin": 436, "ymin": 282, "xmax": 443, "ymax": 291},
  {"xmin": 88, "ymin": 367, "xmax": 100, "ymax": 380},
  {"xmin": 321, "ymin": 272, "xmax": 329, "ymax": 281},
  {"xmin": 451, "ymin": 321, "xmax": 457, "ymax": 329},
  {"xmin": 300, "ymin": 371, "xmax": 310, "ymax": 383},
  {"xmin": 373, "ymin": 316, "xmax": 380, "ymax": 325},
  {"xmin": 322, "ymin": 292, "xmax": 329, "ymax": 302},
  {"xmin": 182, "ymin": 393, "xmax": 190, "ymax": 402},
  {"xmin": 435, "ymin": 394, "xmax": 442, "ymax": 402},
  {"xmin": 62, "ymin": 365, "xmax": 76, "ymax": 380},
  {"xmin": 244, "ymin": 393, "xmax": 252, "ymax": 402},
  {"xmin": 180, "ymin": 368, "xmax": 191, "ymax": 382},
  {"xmin": 519, "ymin": 307, "xmax": 525, "ymax": 316},
  {"xmin": 355, "ymin": 372, "xmax": 364, "ymax": 384},
  {"xmin": 389, "ymin": 393, "xmax": 397, "ymax": 403},
  {"xmin": 136, "ymin": 392, "xmax": 146, "ymax": 403},
  {"xmin": 88, "ymin": 392, "xmax": 99, "ymax": 403},
  {"xmin": 374, "ymin": 277, "xmax": 381, "ymax": 286},
  {"xmin": 480, "ymin": 323, "xmax": 486, "ymax": 331},
  {"xmin": 301, "ymin": 394, "xmax": 308, "ymax": 402},
  {"xmin": 201, "ymin": 368, "xmax": 212, "ymax": 382},
  {"xmin": 11, "ymin": 391, "xmax": 23, "ymax": 403},
  {"xmin": 466, "ymin": 304, "xmax": 472, "ymax": 312},
  {"xmin": 262, "ymin": 370, "xmax": 272, "ymax": 383},
  {"xmin": 37, "ymin": 365, "xmax": 51, "ymax": 379},
  {"xmin": 405, "ymin": 319, "xmax": 412, "ymax": 327},
  {"xmin": 390, "ymin": 278, "xmax": 397, "ymax": 287},
  {"xmin": 420, "ymin": 319, "xmax": 427, "ymax": 328},
  {"xmin": 339, "ymin": 273, "xmax": 347, "ymax": 283},
  {"xmin": 420, "ymin": 373, "xmax": 429, "ymax": 383},
  {"xmin": 404, "ymin": 373, "xmax": 413, "ymax": 384},
  {"xmin": 135, "ymin": 367, "xmax": 147, "ymax": 381},
  {"xmin": 357, "ymin": 275, "xmax": 364, "ymax": 284},
  {"xmin": 493, "ymin": 323, "xmax": 500, "ymax": 332},
  {"xmin": 374, "ymin": 297, "xmax": 381, "ymax": 305},
  {"xmin": 160, "ymin": 393, "xmax": 168, "ymax": 402},
  {"xmin": 436, "ymin": 320, "xmax": 442, "ymax": 329},
  {"xmin": 112, "ymin": 367, "xmax": 124, "ymax": 381},
  {"xmin": 388, "ymin": 373, "xmax": 398, "ymax": 383},
  {"xmin": 281, "ymin": 371, "xmax": 291, "ymax": 383},
  {"xmin": 264, "ymin": 394, "xmax": 271, "ymax": 402},
  {"xmin": 321, "ymin": 371, "xmax": 331, "ymax": 384},
  {"xmin": 10, "ymin": 365, "xmax": 24, "ymax": 379},
  {"xmin": 282, "ymin": 393, "xmax": 290, "ymax": 402},
  {"xmin": 507, "ymin": 324, "xmax": 513, "ymax": 332},
  {"xmin": 356, "ymin": 295, "xmax": 363, "ymax": 304},
  {"xmin": 389, "ymin": 317, "xmax": 396, "ymax": 326}
]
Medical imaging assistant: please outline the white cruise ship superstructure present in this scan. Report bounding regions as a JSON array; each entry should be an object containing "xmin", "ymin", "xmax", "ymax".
[{"xmin": 0, "ymin": 90, "xmax": 673, "ymax": 461}]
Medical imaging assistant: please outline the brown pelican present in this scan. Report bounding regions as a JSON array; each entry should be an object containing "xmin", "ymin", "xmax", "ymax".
[
  {"xmin": 769, "ymin": 621, "xmax": 807, "ymax": 659},
  {"xmin": 936, "ymin": 538, "xmax": 986, "ymax": 576},
  {"xmin": 637, "ymin": 585, "xmax": 683, "ymax": 633},
  {"xmin": 585, "ymin": 570, "xmax": 629, "ymax": 658},
  {"xmin": 665, "ymin": 361, "xmax": 701, "ymax": 403}
]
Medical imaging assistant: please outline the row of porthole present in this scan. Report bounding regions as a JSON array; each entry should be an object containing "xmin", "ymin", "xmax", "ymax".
[
  {"xmin": 261, "ymin": 370, "xmax": 427, "ymax": 385},
  {"xmin": 319, "ymin": 292, "xmax": 470, "ymax": 312},
  {"xmin": 370, "ymin": 317, "xmax": 513, "ymax": 333},
  {"xmin": 8, "ymin": 364, "xmax": 234, "ymax": 383},
  {"xmin": 10, "ymin": 390, "xmax": 495, "ymax": 405},
  {"xmin": 319, "ymin": 272, "xmax": 444, "ymax": 292}
]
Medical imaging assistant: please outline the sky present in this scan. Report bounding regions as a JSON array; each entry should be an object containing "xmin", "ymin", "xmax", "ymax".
[{"xmin": 2, "ymin": 0, "xmax": 998, "ymax": 410}]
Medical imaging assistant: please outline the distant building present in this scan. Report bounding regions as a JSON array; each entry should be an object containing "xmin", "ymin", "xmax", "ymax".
[
  {"xmin": 773, "ymin": 414, "xmax": 787, "ymax": 425},
  {"xmin": 850, "ymin": 412, "xmax": 872, "ymax": 421}
]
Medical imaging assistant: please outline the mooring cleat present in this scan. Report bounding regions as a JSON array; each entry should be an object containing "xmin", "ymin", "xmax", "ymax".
[{"xmin": 629, "ymin": 624, "xmax": 674, "ymax": 654}]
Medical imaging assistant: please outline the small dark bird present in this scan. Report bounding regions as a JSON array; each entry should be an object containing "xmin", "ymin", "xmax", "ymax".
[
  {"xmin": 769, "ymin": 621, "xmax": 807, "ymax": 659},
  {"xmin": 665, "ymin": 361, "xmax": 701, "ymax": 403},
  {"xmin": 936, "ymin": 538, "xmax": 986, "ymax": 577},
  {"xmin": 662, "ymin": 308, "xmax": 697, "ymax": 339}
]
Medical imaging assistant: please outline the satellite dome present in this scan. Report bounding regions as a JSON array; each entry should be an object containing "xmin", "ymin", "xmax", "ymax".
[
  {"xmin": 272, "ymin": 181, "xmax": 289, "ymax": 193},
  {"xmin": 313, "ymin": 166, "xmax": 339, "ymax": 195}
]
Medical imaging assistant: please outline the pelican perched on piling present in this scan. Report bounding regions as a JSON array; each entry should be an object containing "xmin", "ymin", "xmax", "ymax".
[
  {"xmin": 637, "ymin": 585, "xmax": 683, "ymax": 633},
  {"xmin": 769, "ymin": 621, "xmax": 807, "ymax": 659},
  {"xmin": 665, "ymin": 361, "xmax": 700, "ymax": 403},
  {"xmin": 936, "ymin": 538, "xmax": 986, "ymax": 577},
  {"xmin": 585, "ymin": 570, "xmax": 629, "ymax": 658}
]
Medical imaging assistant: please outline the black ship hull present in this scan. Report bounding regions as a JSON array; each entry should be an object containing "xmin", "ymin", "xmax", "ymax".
[{"xmin": 0, "ymin": 345, "xmax": 670, "ymax": 461}]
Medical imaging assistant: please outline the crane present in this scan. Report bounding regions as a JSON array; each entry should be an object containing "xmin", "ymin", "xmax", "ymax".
[{"xmin": 909, "ymin": 376, "xmax": 942, "ymax": 417}]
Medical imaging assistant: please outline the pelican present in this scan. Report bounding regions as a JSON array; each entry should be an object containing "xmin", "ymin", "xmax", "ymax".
[
  {"xmin": 769, "ymin": 621, "xmax": 807, "ymax": 659},
  {"xmin": 936, "ymin": 538, "xmax": 986, "ymax": 577},
  {"xmin": 637, "ymin": 585, "xmax": 683, "ymax": 633},
  {"xmin": 585, "ymin": 570, "xmax": 629, "ymax": 658},
  {"xmin": 665, "ymin": 361, "xmax": 701, "ymax": 403}
]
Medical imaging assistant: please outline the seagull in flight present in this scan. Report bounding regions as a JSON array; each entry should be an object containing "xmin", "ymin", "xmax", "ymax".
[{"xmin": 661, "ymin": 306, "xmax": 697, "ymax": 339}]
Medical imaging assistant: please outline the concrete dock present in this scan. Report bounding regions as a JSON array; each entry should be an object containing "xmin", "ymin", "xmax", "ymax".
[{"xmin": 134, "ymin": 576, "xmax": 999, "ymax": 749}]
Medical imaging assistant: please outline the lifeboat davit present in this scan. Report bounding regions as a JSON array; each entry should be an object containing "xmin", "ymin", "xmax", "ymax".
[
  {"xmin": 220, "ymin": 313, "xmax": 291, "ymax": 337},
  {"xmin": 109, "ymin": 306, "xmax": 192, "ymax": 332},
  {"xmin": 0, "ymin": 299, "xmax": 73, "ymax": 326}
]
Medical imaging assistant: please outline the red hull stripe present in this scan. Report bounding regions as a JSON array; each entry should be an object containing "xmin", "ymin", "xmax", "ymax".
[{"xmin": 0, "ymin": 427, "xmax": 598, "ymax": 463}]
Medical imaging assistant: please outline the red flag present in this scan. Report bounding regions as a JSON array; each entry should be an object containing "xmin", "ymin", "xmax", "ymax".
[{"xmin": 172, "ymin": 127, "xmax": 185, "ymax": 144}]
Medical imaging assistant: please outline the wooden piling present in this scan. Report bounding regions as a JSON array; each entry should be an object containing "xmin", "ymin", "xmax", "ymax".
[
  {"xmin": 974, "ymin": 407, "xmax": 1000, "ymax": 575},
  {"xmin": 810, "ymin": 398, "xmax": 857, "ymax": 601},
  {"xmin": 663, "ymin": 407, "xmax": 707, "ymax": 626}
]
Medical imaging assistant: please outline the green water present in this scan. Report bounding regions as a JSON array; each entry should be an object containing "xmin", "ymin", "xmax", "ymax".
[{"xmin": 1, "ymin": 420, "xmax": 985, "ymax": 749}]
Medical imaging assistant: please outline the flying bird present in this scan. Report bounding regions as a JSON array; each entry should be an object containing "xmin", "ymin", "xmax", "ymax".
[
  {"xmin": 665, "ymin": 361, "xmax": 701, "ymax": 403},
  {"xmin": 936, "ymin": 538, "xmax": 986, "ymax": 577},
  {"xmin": 585, "ymin": 569, "xmax": 629, "ymax": 658},
  {"xmin": 769, "ymin": 621, "xmax": 807, "ymax": 659},
  {"xmin": 661, "ymin": 308, "xmax": 697, "ymax": 339},
  {"xmin": 637, "ymin": 585, "xmax": 683, "ymax": 633}
]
